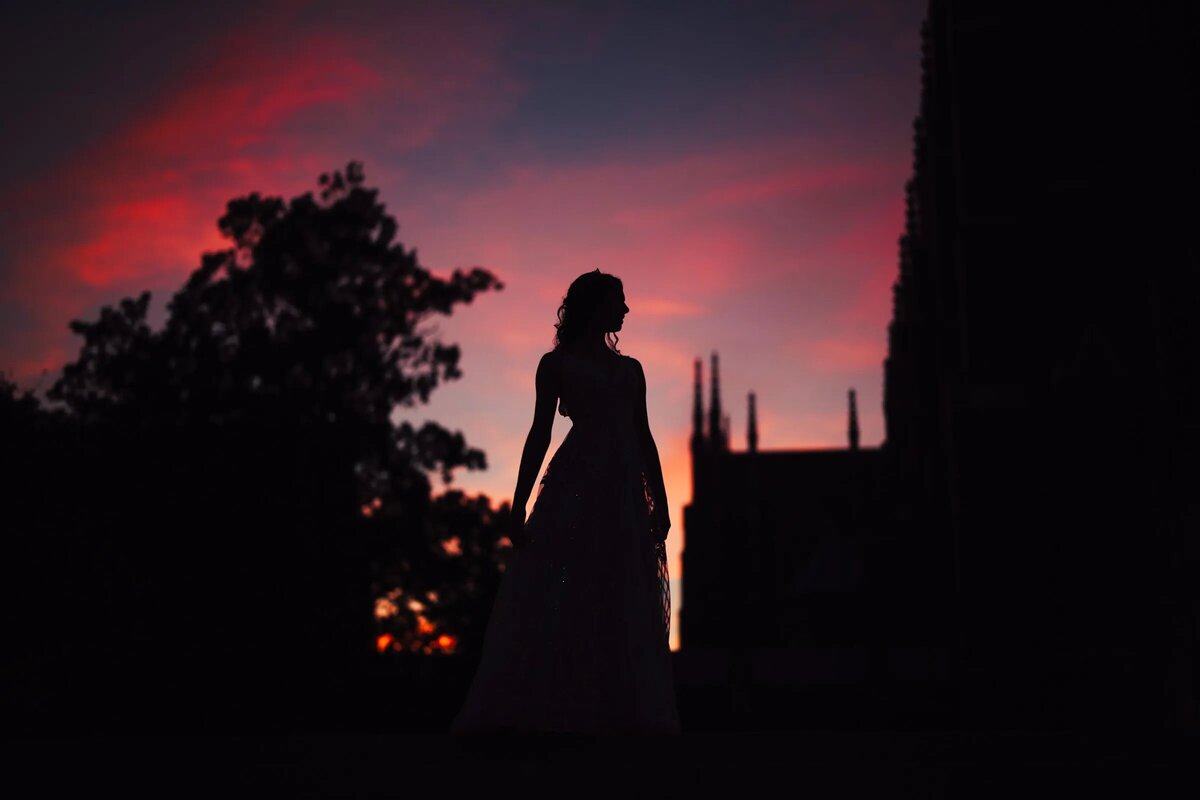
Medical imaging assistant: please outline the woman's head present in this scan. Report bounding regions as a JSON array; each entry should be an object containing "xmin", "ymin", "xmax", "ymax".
[{"xmin": 553, "ymin": 269, "xmax": 627, "ymax": 351}]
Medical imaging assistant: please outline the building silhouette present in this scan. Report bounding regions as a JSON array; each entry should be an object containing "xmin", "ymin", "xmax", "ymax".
[
  {"xmin": 676, "ymin": 0, "xmax": 1199, "ymax": 731},
  {"xmin": 675, "ymin": 355, "xmax": 934, "ymax": 728},
  {"xmin": 680, "ymin": 354, "xmax": 883, "ymax": 650},
  {"xmin": 885, "ymin": 0, "xmax": 1200, "ymax": 730}
]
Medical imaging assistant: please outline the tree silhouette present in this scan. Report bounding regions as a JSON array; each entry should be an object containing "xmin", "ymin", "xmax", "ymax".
[
  {"xmin": 5, "ymin": 163, "xmax": 510, "ymax": 730},
  {"xmin": 49, "ymin": 160, "xmax": 497, "ymax": 449}
]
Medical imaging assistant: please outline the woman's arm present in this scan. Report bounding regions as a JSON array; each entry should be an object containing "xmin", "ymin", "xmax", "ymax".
[
  {"xmin": 633, "ymin": 358, "xmax": 669, "ymax": 524},
  {"xmin": 512, "ymin": 352, "xmax": 560, "ymax": 516},
  {"xmin": 642, "ymin": 433, "xmax": 669, "ymax": 515}
]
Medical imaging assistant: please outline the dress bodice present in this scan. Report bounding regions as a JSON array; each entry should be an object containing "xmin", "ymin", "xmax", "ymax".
[{"xmin": 556, "ymin": 349, "xmax": 636, "ymax": 432}]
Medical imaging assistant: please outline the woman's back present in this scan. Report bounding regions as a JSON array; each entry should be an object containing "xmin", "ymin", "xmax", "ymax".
[
  {"xmin": 451, "ymin": 270, "xmax": 678, "ymax": 735},
  {"xmin": 552, "ymin": 346, "xmax": 635, "ymax": 430},
  {"xmin": 451, "ymin": 347, "xmax": 678, "ymax": 735}
]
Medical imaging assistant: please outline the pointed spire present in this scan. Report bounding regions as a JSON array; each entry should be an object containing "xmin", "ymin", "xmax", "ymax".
[
  {"xmin": 709, "ymin": 351, "xmax": 723, "ymax": 450},
  {"xmin": 848, "ymin": 387, "xmax": 860, "ymax": 451},
  {"xmin": 747, "ymin": 392, "xmax": 758, "ymax": 453},
  {"xmin": 691, "ymin": 357, "xmax": 704, "ymax": 445}
]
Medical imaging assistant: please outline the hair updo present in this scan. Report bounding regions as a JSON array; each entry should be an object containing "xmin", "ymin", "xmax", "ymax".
[{"xmin": 552, "ymin": 269, "xmax": 623, "ymax": 353}]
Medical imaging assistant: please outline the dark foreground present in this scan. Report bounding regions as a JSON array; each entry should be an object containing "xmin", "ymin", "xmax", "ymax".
[{"xmin": 7, "ymin": 730, "xmax": 1195, "ymax": 798}]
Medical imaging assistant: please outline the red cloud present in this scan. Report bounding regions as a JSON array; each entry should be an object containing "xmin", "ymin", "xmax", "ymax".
[
  {"xmin": 428, "ymin": 135, "xmax": 901, "ymax": 312},
  {"xmin": 0, "ymin": 9, "xmax": 521, "ymax": 385}
]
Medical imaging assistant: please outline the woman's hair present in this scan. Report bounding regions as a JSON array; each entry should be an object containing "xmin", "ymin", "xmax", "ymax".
[{"xmin": 553, "ymin": 269, "xmax": 623, "ymax": 352}]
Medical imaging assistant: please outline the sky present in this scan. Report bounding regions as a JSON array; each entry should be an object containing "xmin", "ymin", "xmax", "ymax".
[{"xmin": 0, "ymin": 0, "xmax": 927, "ymax": 650}]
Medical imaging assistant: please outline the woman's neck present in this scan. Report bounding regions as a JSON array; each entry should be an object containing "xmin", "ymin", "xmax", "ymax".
[{"xmin": 567, "ymin": 336, "xmax": 614, "ymax": 357}]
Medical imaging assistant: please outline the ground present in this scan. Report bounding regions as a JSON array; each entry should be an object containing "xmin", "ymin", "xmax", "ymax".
[{"xmin": 7, "ymin": 730, "xmax": 1195, "ymax": 798}]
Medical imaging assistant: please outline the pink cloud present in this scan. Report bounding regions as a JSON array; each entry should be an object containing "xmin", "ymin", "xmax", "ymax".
[
  {"xmin": 426, "ymin": 136, "xmax": 903, "ymax": 315},
  {"xmin": 0, "ymin": 8, "xmax": 522, "ymax": 385},
  {"xmin": 794, "ymin": 337, "xmax": 886, "ymax": 373},
  {"xmin": 633, "ymin": 297, "xmax": 707, "ymax": 318},
  {"xmin": 827, "ymin": 200, "xmax": 907, "ymax": 329}
]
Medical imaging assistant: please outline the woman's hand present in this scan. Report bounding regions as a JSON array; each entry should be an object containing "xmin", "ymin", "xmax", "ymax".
[
  {"xmin": 651, "ymin": 502, "xmax": 671, "ymax": 544},
  {"xmin": 507, "ymin": 505, "xmax": 531, "ymax": 550}
]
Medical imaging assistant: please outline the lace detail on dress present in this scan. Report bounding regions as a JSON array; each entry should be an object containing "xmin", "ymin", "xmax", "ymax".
[
  {"xmin": 641, "ymin": 469, "xmax": 671, "ymax": 646},
  {"xmin": 654, "ymin": 541, "xmax": 670, "ymax": 649}
]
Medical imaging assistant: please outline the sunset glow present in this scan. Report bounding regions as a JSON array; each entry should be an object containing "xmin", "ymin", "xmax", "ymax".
[{"xmin": 1, "ymin": 1, "xmax": 928, "ymax": 652}]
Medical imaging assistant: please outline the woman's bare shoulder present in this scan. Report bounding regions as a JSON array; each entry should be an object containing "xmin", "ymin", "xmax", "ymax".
[{"xmin": 533, "ymin": 351, "xmax": 562, "ymax": 398}]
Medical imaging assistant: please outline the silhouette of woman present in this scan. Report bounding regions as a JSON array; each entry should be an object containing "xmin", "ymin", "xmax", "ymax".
[{"xmin": 451, "ymin": 269, "xmax": 680, "ymax": 735}]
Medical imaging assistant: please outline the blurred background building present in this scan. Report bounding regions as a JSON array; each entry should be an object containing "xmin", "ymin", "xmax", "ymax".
[{"xmin": 674, "ymin": 0, "xmax": 1200, "ymax": 732}]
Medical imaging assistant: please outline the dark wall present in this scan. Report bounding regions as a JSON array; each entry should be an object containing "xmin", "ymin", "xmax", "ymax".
[{"xmin": 884, "ymin": 0, "xmax": 1200, "ymax": 729}]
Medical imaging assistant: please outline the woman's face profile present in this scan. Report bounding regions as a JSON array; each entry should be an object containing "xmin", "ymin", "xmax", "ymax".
[{"xmin": 599, "ymin": 285, "xmax": 629, "ymax": 333}]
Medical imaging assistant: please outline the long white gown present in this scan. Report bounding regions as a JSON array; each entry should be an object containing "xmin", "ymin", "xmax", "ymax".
[{"xmin": 451, "ymin": 349, "xmax": 679, "ymax": 734}]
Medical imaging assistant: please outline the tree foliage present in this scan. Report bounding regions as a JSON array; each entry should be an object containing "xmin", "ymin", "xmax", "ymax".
[
  {"xmin": 5, "ymin": 164, "xmax": 513, "ymax": 728},
  {"xmin": 49, "ymin": 161, "xmax": 498, "ymax": 473}
]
